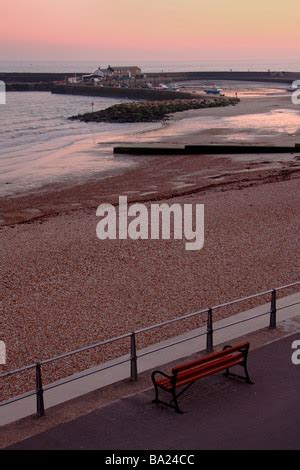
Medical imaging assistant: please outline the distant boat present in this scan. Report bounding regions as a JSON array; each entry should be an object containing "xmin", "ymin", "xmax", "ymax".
[
  {"xmin": 287, "ymin": 82, "xmax": 300, "ymax": 92},
  {"xmin": 156, "ymin": 83, "xmax": 180, "ymax": 91},
  {"xmin": 157, "ymin": 83, "xmax": 169, "ymax": 90},
  {"xmin": 204, "ymin": 86, "xmax": 223, "ymax": 95}
]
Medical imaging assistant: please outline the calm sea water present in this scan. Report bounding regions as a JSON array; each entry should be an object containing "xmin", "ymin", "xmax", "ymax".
[
  {"xmin": 0, "ymin": 67, "xmax": 300, "ymax": 196},
  {"xmin": 0, "ymin": 92, "xmax": 162, "ymax": 195},
  {"xmin": 1, "ymin": 60, "xmax": 300, "ymax": 73}
]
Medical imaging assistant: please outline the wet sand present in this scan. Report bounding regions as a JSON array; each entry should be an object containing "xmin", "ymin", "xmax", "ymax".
[{"xmin": 1, "ymin": 88, "xmax": 300, "ymax": 400}]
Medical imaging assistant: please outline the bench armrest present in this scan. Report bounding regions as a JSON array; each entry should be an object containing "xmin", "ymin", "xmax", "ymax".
[
  {"xmin": 151, "ymin": 370, "xmax": 172, "ymax": 384},
  {"xmin": 223, "ymin": 343, "xmax": 250, "ymax": 354}
]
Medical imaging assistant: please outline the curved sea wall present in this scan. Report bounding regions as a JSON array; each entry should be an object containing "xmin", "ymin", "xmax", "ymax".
[
  {"xmin": 1, "ymin": 70, "xmax": 300, "ymax": 85},
  {"xmin": 146, "ymin": 70, "xmax": 300, "ymax": 84},
  {"xmin": 6, "ymin": 83, "xmax": 52, "ymax": 91},
  {"xmin": 0, "ymin": 72, "xmax": 77, "ymax": 83}
]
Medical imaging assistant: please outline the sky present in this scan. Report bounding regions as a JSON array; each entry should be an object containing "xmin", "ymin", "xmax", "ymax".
[{"xmin": 0, "ymin": 0, "xmax": 299, "ymax": 61}]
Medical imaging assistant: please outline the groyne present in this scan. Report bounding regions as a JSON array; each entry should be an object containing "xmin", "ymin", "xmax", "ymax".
[
  {"xmin": 70, "ymin": 97, "xmax": 238, "ymax": 123},
  {"xmin": 114, "ymin": 143, "xmax": 300, "ymax": 156}
]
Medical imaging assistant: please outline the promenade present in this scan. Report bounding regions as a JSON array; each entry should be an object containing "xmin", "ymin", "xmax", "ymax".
[
  {"xmin": 7, "ymin": 333, "xmax": 300, "ymax": 450},
  {"xmin": 1, "ymin": 293, "xmax": 298, "ymax": 427}
]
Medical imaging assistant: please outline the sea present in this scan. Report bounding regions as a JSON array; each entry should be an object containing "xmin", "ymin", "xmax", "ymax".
[
  {"xmin": 1, "ymin": 60, "xmax": 300, "ymax": 73},
  {"xmin": 1, "ymin": 60, "xmax": 300, "ymax": 196}
]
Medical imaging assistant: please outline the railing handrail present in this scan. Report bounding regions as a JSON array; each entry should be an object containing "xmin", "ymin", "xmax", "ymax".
[
  {"xmin": 1, "ymin": 280, "xmax": 299, "ymax": 380},
  {"xmin": 0, "ymin": 332, "xmax": 132, "ymax": 379}
]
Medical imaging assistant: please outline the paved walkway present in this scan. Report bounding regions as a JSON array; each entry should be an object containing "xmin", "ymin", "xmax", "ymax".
[
  {"xmin": 2, "ymin": 292, "xmax": 299, "ymax": 426},
  {"xmin": 8, "ymin": 334, "xmax": 300, "ymax": 450}
]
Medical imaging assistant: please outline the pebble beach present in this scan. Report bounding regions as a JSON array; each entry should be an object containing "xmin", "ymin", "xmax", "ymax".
[{"xmin": 1, "ymin": 86, "xmax": 300, "ymax": 400}]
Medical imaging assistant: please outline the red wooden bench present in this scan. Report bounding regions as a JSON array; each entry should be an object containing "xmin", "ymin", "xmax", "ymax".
[{"xmin": 151, "ymin": 342, "xmax": 254, "ymax": 414}]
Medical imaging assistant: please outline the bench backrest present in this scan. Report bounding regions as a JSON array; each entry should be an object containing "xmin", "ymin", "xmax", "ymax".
[{"xmin": 172, "ymin": 342, "xmax": 249, "ymax": 375}]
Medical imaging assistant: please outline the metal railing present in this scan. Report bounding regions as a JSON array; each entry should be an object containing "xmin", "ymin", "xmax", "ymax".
[{"xmin": 0, "ymin": 281, "xmax": 299, "ymax": 418}]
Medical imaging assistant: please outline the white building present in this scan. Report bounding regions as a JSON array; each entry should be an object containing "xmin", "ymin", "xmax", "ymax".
[{"xmin": 82, "ymin": 68, "xmax": 105, "ymax": 81}]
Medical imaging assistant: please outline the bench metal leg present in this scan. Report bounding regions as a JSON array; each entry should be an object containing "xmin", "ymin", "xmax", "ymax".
[
  {"xmin": 223, "ymin": 363, "xmax": 254, "ymax": 385},
  {"xmin": 170, "ymin": 381, "xmax": 195, "ymax": 402},
  {"xmin": 243, "ymin": 363, "xmax": 254, "ymax": 385},
  {"xmin": 152, "ymin": 393, "xmax": 184, "ymax": 414},
  {"xmin": 152, "ymin": 384, "xmax": 160, "ymax": 404},
  {"xmin": 171, "ymin": 391, "xmax": 184, "ymax": 414},
  {"xmin": 152, "ymin": 385, "xmax": 184, "ymax": 414},
  {"xmin": 168, "ymin": 381, "xmax": 198, "ymax": 413}
]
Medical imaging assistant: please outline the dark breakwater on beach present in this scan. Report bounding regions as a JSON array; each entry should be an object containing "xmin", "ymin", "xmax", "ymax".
[
  {"xmin": 113, "ymin": 143, "xmax": 300, "ymax": 155},
  {"xmin": 69, "ymin": 97, "xmax": 239, "ymax": 123}
]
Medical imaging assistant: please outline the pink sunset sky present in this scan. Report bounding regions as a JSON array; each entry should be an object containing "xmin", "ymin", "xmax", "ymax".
[{"xmin": 1, "ymin": 0, "xmax": 299, "ymax": 61}]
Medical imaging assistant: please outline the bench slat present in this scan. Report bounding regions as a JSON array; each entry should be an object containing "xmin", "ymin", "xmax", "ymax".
[
  {"xmin": 176, "ymin": 352, "xmax": 243, "ymax": 381},
  {"xmin": 175, "ymin": 357, "xmax": 245, "ymax": 388},
  {"xmin": 172, "ymin": 342, "xmax": 249, "ymax": 374},
  {"xmin": 157, "ymin": 356, "xmax": 244, "ymax": 391}
]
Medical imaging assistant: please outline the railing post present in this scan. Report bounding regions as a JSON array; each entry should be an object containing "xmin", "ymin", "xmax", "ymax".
[
  {"xmin": 270, "ymin": 289, "xmax": 277, "ymax": 329},
  {"xmin": 130, "ymin": 332, "xmax": 138, "ymax": 381},
  {"xmin": 35, "ymin": 362, "xmax": 45, "ymax": 417},
  {"xmin": 206, "ymin": 308, "xmax": 214, "ymax": 353}
]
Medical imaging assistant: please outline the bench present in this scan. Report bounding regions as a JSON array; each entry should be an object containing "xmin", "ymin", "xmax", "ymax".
[{"xmin": 151, "ymin": 342, "xmax": 254, "ymax": 414}]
